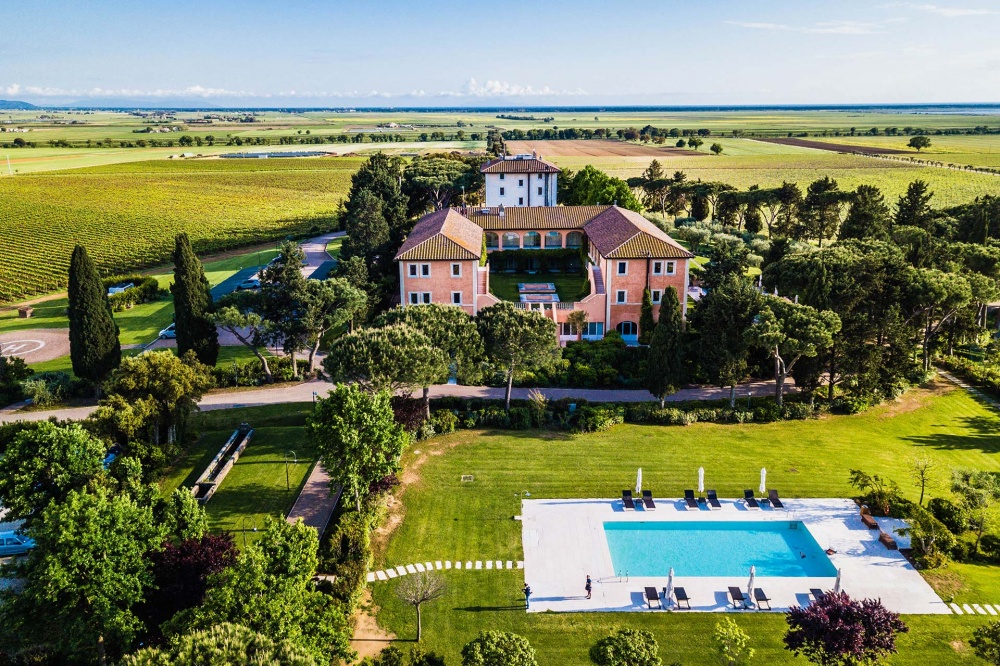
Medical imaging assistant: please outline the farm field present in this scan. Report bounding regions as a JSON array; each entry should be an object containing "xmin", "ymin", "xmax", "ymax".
[
  {"xmin": 805, "ymin": 134, "xmax": 1000, "ymax": 169},
  {"xmin": 0, "ymin": 158, "xmax": 358, "ymax": 303},
  {"xmin": 504, "ymin": 139, "xmax": 703, "ymax": 157},
  {"xmin": 368, "ymin": 382, "xmax": 1000, "ymax": 664}
]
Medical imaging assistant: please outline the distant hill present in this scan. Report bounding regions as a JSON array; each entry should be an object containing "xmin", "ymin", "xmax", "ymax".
[{"xmin": 0, "ymin": 100, "xmax": 37, "ymax": 110}]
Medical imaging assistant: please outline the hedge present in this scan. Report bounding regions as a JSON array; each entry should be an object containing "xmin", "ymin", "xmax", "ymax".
[{"xmin": 102, "ymin": 274, "xmax": 163, "ymax": 311}]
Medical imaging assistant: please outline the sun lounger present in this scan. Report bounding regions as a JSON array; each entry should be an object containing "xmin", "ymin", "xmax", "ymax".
[
  {"xmin": 622, "ymin": 490, "xmax": 635, "ymax": 511},
  {"xmin": 859, "ymin": 505, "xmax": 879, "ymax": 529},
  {"xmin": 753, "ymin": 588, "xmax": 772, "ymax": 610},
  {"xmin": 809, "ymin": 588, "xmax": 825, "ymax": 602},
  {"xmin": 768, "ymin": 489, "xmax": 784, "ymax": 509},
  {"xmin": 644, "ymin": 586, "xmax": 661, "ymax": 609},
  {"xmin": 641, "ymin": 490, "xmax": 656, "ymax": 510},
  {"xmin": 744, "ymin": 489, "xmax": 760, "ymax": 510},
  {"xmin": 673, "ymin": 586, "xmax": 691, "ymax": 609},
  {"xmin": 707, "ymin": 490, "xmax": 722, "ymax": 510},
  {"xmin": 879, "ymin": 531, "xmax": 898, "ymax": 550},
  {"xmin": 729, "ymin": 586, "xmax": 749, "ymax": 609},
  {"xmin": 683, "ymin": 490, "xmax": 699, "ymax": 510}
]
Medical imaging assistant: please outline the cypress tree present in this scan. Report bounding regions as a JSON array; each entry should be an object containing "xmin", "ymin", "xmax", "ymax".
[
  {"xmin": 68, "ymin": 245, "xmax": 121, "ymax": 387},
  {"xmin": 171, "ymin": 233, "xmax": 219, "ymax": 366},
  {"xmin": 638, "ymin": 288, "xmax": 656, "ymax": 345},
  {"xmin": 646, "ymin": 288, "xmax": 685, "ymax": 407}
]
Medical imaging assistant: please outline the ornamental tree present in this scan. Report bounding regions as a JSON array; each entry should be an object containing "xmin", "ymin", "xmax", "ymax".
[
  {"xmin": 307, "ymin": 383, "xmax": 408, "ymax": 512},
  {"xmin": 300, "ymin": 277, "xmax": 367, "ymax": 374},
  {"xmin": 461, "ymin": 631, "xmax": 537, "ymax": 666},
  {"xmin": 212, "ymin": 293, "xmax": 274, "ymax": 382},
  {"xmin": 590, "ymin": 628, "xmax": 662, "ymax": 666},
  {"xmin": 714, "ymin": 618, "xmax": 754, "ymax": 665},
  {"xmin": 476, "ymin": 302, "xmax": 558, "ymax": 410},
  {"xmin": 0, "ymin": 421, "xmax": 106, "ymax": 525},
  {"xmin": 646, "ymin": 288, "xmax": 685, "ymax": 407},
  {"xmin": 951, "ymin": 468, "xmax": 1000, "ymax": 553},
  {"xmin": 784, "ymin": 592, "xmax": 908, "ymax": 666},
  {"xmin": 396, "ymin": 571, "xmax": 446, "ymax": 643},
  {"xmin": 171, "ymin": 233, "xmax": 219, "ymax": 366},
  {"xmin": 259, "ymin": 240, "xmax": 311, "ymax": 376},
  {"xmin": 68, "ymin": 244, "xmax": 121, "ymax": 388},
  {"xmin": 373, "ymin": 303, "xmax": 485, "ymax": 384},
  {"xmin": 747, "ymin": 296, "xmax": 840, "ymax": 406},
  {"xmin": 638, "ymin": 288, "xmax": 655, "ymax": 345},
  {"xmin": 908, "ymin": 135, "xmax": 931, "ymax": 152}
]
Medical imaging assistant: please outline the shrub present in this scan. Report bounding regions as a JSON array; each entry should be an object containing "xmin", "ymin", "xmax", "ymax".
[
  {"xmin": 981, "ymin": 534, "xmax": 1000, "ymax": 562},
  {"xmin": 429, "ymin": 409, "xmax": 457, "ymax": 435},
  {"xmin": 575, "ymin": 405, "xmax": 624, "ymax": 433},
  {"xmin": 103, "ymin": 274, "xmax": 163, "ymax": 311},
  {"xmin": 782, "ymin": 402, "xmax": 815, "ymax": 420},
  {"xmin": 507, "ymin": 407, "xmax": 532, "ymax": 430},
  {"xmin": 320, "ymin": 511, "xmax": 372, "ymax": 607},
  {"xmin": 20, "ymin": 371, "xmax": 78, "ymax": 407},
  {"xmin": 927, "ymin": 497, "xmax": 968, "ymax": 534},
  {"xmin": 901, "ymin": 505, "xmax": 955, "ymax": 569}
]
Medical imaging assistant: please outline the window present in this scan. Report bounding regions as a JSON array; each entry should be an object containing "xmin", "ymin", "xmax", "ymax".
[
  {"xmin": 502, "ymin": 232, "xmax": 520, "ymax": 249},
  {"xmin": 452, "ymin": 292, "xmax": 462, "ymax": 304},
  {"xmin": 616, "ymin": 290, "xmax": 627, "ymax": 304},
  {"xmin": 617, "ymin": 261, "xmax": 628, "ymax": 276},
  {"xmin": 665, "ymin": 261, "xmax": 676, "ymax": 275},
  {"xmin": 408, "ymin": 264, "xmax": 418, "ymax": 278},
  {"xmin": 544, "ymin": 231, "xmax": 562, "ymax": 248},
  {"xmin": 616, "ymin": 321, "xmax": 638, "ymax": 336},
  {"xmin": 518, "ymin": 197, "xmax": 524, "ymax": 205},
  {"xmin": 409, "ymin": 292, "xmax": 431, "ymax": 304},
  {"xmin": 522, "ymin": 231, "xmax": 541, "ymax": 249},
  {"xmin": 584, "ymin": 322, "xmax": 604, "ymax": 337},
  {"xmin": 652, "ymin": 289, "xmax": 662, "ymax": 304},
  {"xmin": 538, "ymin": 173, "xmax": 543, "ymax": 180},
  {"xmin": 500, "ymin": 173, "xmax": 505, "ymax": 180},
  {"xmin": 518, "ymin": 179, "xmax": 524, "ymax": 186},
  {"xmin": 485, "ymin": 232, "xmax": 499, "ymax": 249},
  {"xmin": 565, "ymin": 231, "xmax": 584, "ymax": 248},
  {"xmin": 537, "ymin": 187, "xmax": 543, "ymax": 195},
  {"xmin": 451, "ymin": 263, "xmax": 462, "ymax": 277},
  {"xmin": 499, "ymin": 187, "xmax": 505, "ymax": 196},
  {"xmin": 560, "ymin": 322, "xmax": 577, "ymax": 336},
  {"xmin": 652, "ymin": 261, "xmax": 663, "ymax": 275},
  {"xmin": 420, "ymin": 263, "xmax": 430, "ymax": 277}
]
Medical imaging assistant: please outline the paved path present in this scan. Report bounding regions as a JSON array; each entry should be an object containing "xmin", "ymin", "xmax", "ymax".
[
  {"xmin": 0, "ymin": 378, "xmax": 793, "ymax": 424},
  {"xmin": 300, "ymin": 231, "xmax": 343, "ymax": 279},
  {"xmin": 936, "ymin": 368, "xmax": 1000, "ymax": 409},
  {"xmin": 286, "ymin": 464, "xmax": 342, "ymax": 534},
  {"xmin": 366, "ymin": 559, "xmax": 524, "ymax": 582}
]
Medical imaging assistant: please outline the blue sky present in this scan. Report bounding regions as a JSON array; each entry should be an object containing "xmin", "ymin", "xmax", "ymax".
[{"xmin": 3, "ymin": 0, "xmax": 1000, "ymax": 106}]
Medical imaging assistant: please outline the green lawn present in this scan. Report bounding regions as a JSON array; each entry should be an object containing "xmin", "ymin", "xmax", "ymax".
[
  {"xmin": 326, "ymin": 236, "xmax": 344, "ymax": 259},
  {"xmin": 161, "ymin": 424, "xmax": 317, "ymax": 544},
  {"xmin": 489, "ymin": 272, "xmax": 591, "ymax": 303},
  {"xmin": 369, "ymin": 383, "xmax": 1000, "ymax": 664}
]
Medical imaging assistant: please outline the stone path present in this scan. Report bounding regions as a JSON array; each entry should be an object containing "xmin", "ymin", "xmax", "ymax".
[
  {"xmin": 949, "ymin": 603, "xmax": 1000, "ymax": 615},
  {"xmin": 936, "ymin": 369, "xmax": 1000, "ymax": 409},
  {"xmin": 366, "ymin": 559, "xmax": 524, "ymax": 583}
]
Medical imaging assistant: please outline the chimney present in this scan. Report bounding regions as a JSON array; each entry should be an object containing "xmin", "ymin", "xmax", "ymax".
[
  {"xmin": 498, "ymin": 203, "xmax": 505, "ymax": 218},
  {"xmin": 532, "ymin": 150, "xmax": 537, "ymax": 159}
]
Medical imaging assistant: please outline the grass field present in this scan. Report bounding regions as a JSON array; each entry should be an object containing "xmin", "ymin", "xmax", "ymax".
[
  {"xmin": 368, "ymin": 382, "xmax": 1000, "ymax": 664},
  {"xmin": 488, "ymin": 272, "xmax": 590, "ymax": 302},
  {"xmin": 160, "ymin": 424, "xmax": 317, "ymax": 542},
  {"xmin": 0, "ymin": 158, "xmax": 358, "ymax": 303}
]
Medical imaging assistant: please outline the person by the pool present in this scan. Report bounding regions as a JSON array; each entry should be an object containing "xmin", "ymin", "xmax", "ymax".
[
  {"xmin": 523, "ymin": 583, "xmax": 531, "ymax": 609},
  {"xmin": 585, "ymin": 575, "xmax": 592, "ymax": 599}
]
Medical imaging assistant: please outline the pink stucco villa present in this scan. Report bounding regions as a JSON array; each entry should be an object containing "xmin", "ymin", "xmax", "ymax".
[{"xmin": 394, "ymin": 154, "xmax": 693, "ymax": 344}]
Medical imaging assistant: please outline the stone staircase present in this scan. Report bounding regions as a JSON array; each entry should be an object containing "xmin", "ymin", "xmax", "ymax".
[{"xmin": 592, "ymin": 265, "xmax": 606, "ymax": 295}]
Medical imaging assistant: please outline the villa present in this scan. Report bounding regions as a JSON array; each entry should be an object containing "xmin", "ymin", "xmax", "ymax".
[{"xmin": 394, "ymin": 153, "xmax": 694, "ymax": 344}]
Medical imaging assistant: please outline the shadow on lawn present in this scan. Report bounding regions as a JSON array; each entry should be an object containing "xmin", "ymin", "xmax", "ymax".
[
  {"xmin": 477, "ymin": 428, "xmax": 574, "ymax": 442},
  {"xmin": 206, "ymin": 480, "xmax": 299, "ymax": 523},
  {"xmin": 902, "ymin": 415, "xmax": 1000, "ymax": 454}
]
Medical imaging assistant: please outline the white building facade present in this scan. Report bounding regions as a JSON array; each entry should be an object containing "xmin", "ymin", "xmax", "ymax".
[{"xmin": 482, "ymin": 154, "xmax": 558, "ymax": 207}]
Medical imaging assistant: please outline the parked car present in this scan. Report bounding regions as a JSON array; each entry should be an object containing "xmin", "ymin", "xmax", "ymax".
[
  {"xmin": 236, "ymin": 277, "xmax": 261, "ymax": 291},
  {"xmin": 107, "ymin": 282, "xmax": 135, "ymax": 295},
  {"xmin": 158, "ymin": 323, "xmax": 176, "ymax": 339},
  {"xmin": 0, "ymin": 531, "xmax": 34, "ymax": 557}
]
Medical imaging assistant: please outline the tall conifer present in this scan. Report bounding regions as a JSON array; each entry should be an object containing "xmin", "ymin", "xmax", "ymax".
[
  {"xmin": 171, "ymin": 234, "xmax": 219, "ymax": 366},
  {"xmin": 68, "ymin": 245, "xmax": 121, "ymax": 387}
]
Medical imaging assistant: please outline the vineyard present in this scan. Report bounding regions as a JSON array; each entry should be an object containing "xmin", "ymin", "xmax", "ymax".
[{"xmin": 0, "ymin": 157, "xmax": 362, "ymax": 303}]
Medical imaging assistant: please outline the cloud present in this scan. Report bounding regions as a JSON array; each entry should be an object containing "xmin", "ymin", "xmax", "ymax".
[
  {"xmin": 726, "ymin": 20, "xmax": 884, "ymax": 34},
  {"xmin": 884, "ymin": 2, "xmax": 996, "ymax": 16},
  {"xmin": 460, "ymin": 78, "xmax": 587, "ymax": 97},
  {"xmin": 4, "ymin": 83, "xmax": 20, "ymax": 95}
]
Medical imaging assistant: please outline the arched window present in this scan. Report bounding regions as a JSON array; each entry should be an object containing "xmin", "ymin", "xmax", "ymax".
[
  {"xmin": 522, "ymin": 231, "xmax": 541, "ymax": 249},
  {"xmin": 502, "ymin": 232, "xmax": 520, "ymax": 249},
  {"xmin": 616, "ymin": 321, "xmax": 638, "ymax": 337},
  {"xmin": 565, "ymin": 231, "xmax": 584, "ymax": 248},
  {"xmin": 544, "ymin": 231, "xmax": 562, "ymax": 248},
  {"xmin": 485, "ymin": 232, "xmax": 499, "ymax": 250}
]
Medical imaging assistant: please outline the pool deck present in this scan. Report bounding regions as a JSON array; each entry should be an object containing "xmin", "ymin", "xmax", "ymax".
[{"xmin": 521, "ymin": 497, "xmax": 949, "ymax": 614}]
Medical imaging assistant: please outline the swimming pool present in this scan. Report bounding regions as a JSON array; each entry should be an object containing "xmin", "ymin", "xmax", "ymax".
[{"xmin": 604, "ymin": 521, "xmax": 837, "ymax": 577}]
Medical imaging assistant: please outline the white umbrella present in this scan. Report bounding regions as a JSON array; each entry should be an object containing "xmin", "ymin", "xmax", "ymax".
[
  {"xmin": 747, "ymin": 565, "xmax": 756, "ymax": 607},
  {"xmin": 636, "ymin": 468, "xmax": 642, "ymax": 495},
  {"xmin": 833, "ymin": 568, "xmax": 842, "ymax": 594},
  {"xmin": 698, "ymin": 467, "xmax": 705, "ymax": 494},
  {"xmin": 760, "ymin": 468, "xmax": 767, "ymax": 495},
  {"xmin": 666, "ymin": 567, "xmax": 675, "ymax": 609}
]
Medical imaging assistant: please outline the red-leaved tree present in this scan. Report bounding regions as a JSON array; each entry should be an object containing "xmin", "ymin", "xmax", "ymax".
[{"xmin": 784, "ymin": 592, "xmax": 908, "ymax": 666}]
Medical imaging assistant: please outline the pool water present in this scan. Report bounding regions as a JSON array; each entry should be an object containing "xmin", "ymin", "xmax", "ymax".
[{"xmin": 604, "ymin": 521, "xmax": 837, "ymax": 577}]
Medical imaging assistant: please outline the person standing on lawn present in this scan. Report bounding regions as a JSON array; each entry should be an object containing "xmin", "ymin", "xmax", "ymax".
[{"xmin": 523, "ymin": 583, "xmax": 532, "ymax": 609}]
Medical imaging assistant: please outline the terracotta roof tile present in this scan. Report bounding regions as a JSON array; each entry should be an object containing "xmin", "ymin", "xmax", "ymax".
[
  {"xmin": 465, "ymin": 205, "xmax": 607, "ymax": 230},
  {"xmin": 480, "ymin": 157, "xmax": 561, "ymax": 174},
  {"xmin": 394, "ymin": 209, "xmax": 483, "ymax": 261},
  {"xmin": 584, "ymin": 206, "xmax": 694, "ymax": 259}
]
